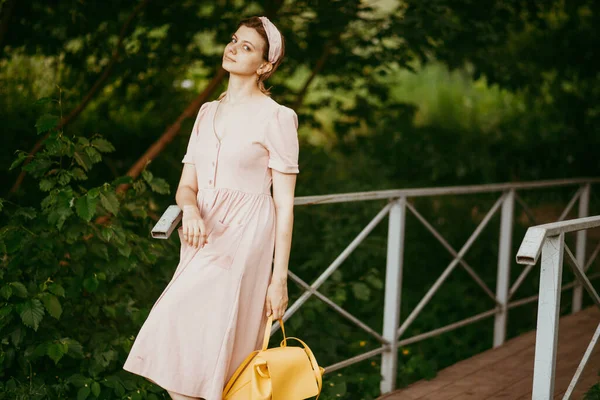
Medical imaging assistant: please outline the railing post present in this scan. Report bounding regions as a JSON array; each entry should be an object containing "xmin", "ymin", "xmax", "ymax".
[
  {"xmin": 572, "ymin": 183, "xmax": 590, "ymax": 313},
  {"xmin": 380, "ymin": 197, "xmax": 406, "ymax": 394},
  {"xmin": 532, "ymin": 233, "xmax": 565, "ymax": 399},
  {"xmin": 494, "ymin": 189, "xmax": 514, "ymax": 347}
]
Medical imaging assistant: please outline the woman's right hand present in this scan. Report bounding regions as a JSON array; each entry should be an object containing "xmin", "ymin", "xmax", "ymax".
[{"xmin": 182, "ymin": 205, "xmax": 207, "ymax": 248}]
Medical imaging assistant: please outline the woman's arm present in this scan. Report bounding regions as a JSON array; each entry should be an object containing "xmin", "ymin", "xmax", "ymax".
[
  {"xmin": 266, "ymin": 170, "xmax": 297, "ymax": 320},
  {"xmin": 175, "ymin": 164, "xmax": 206, "ymax": 248}
]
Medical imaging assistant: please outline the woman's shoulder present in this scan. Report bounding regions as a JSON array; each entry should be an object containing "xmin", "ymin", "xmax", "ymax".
[{"xmin": 262, "ymin": 96, "xmax": 297, "ymax": 117}]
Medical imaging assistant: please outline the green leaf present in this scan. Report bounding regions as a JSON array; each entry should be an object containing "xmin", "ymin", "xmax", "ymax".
[
  {"xmin": 47, "ymin": 341, "xmax": 68, "ymax": 364},
  {"xmin": 117, "ymin": 244, "xmax": 131, "ymax": 258},
  {"xmin": 48, "ymin": 283, "xmax": 65, "ymax": 297},
  {"xmin": 132, "ymin": 180, "xmax": 147, "ymax": 194},
  {"xmin": 71, "ymin": 167, "xmax": 87, "ymax": 181},
  {"xmin": 112, "ymin": 175, "xmax": 133, "ymax": 186},
  {"xmin": 9, "ymin": 282, "xmax": 28, "ymax": 298},
  {"xmin": 91, "ymin": 381, "xmax": 101, "ymax": 397},
  {"xmin": 142, "ymin": 169, "xmax": 153, "ymax": 183},
  {"xmin": 14, "ymin": 207, "xmax": 37, "ymax": 219},
  {"xmin": 100, "ymin": 192, "xmax": 119, "ymax": 215},
  {"xmin": 9, "ymin": 151, "xmax": 28, "ymax": 170},
  {"xmin": 48, "ymin": 206, "xmax": 74, "ymax": 231},
  {"xmin": 17, "ymin": 299, "xmax": 45, "ymax": 331},
  {"xmin": 35, "ymin": 114, "xmax": 59, "ymax": 134},
  {"xmin": 83, "ymin": 276, "xmax": 99, "ymax": 293},
  {"xmin": 39, "ymin": 292, "xmax": 62, "ymax": 319},
  {"xmin": 84, "ymin": 146, "xmax": 102, "ymax": 164},
  {"xmin": 0, "ymin": 305, "xmax": 14, "ymax": 321},
  {"xmin": 91, "ymin": 138, "xmax": 115, "ymax": 153},
  {"xmin": 366, "ymin": 275, "xmax": 384, "ymax": 290},
  {"xmin": 74, "ymin": 151, "xmax": 92, "ymax": 171},
  {"xmin": 351, "ymin": 282, "xmax": 371, "ymax": 301},
  {"xmin": 68, "ymin": 374, "xmax": 89, "ymax": 387},
  {"xmin": 40, "ymin": 178, "xmax": 56, "ymax": 192},
  {"xmin": 88, "ymin": 187, "xmax": 100, "ymax": 199},
  {"xmin": 34, "ymin": 97, "xmax": 53, "ymax": 106},
  {"xmin": 31, "ymin": 341, "xmax": 50, "ymax": 358},
  {"xmin": 10, "ymin": 326, "xmax": 24, "ymax": 347},
  {"xmin": 76, "ymin": 195, "xmax": 98, "ymax": 222},
  {"xmin": 148, "ymin": 177, "xmax": 170, "ymax": 194},
  {"xmin": 131, "ymin": 392, "xmax": 142, "ymax": 400},
  {"xmin": 57, "ymin": 170, "xmax": 72, "ymax": 186},
  {"xmin": 64, "ymin": 338, "xmax": 84, "ymax": 359},
  {"xmin": 0, "ymin": 285, "xmax": 12, "ymax": 300},
  {"xmin": 23, "ymin": 157, "xmax": 52, "ymax": 177},
  {"xmin": 100, "ymin": 227, "xmax": 113, "ymax": 242},
  {"xmin": 91, "ymin": 243, "xmax": 109, "ymax": 260},
  {"xmin": 77, "ymin": 386, "xmax": 90, "ymax": 400}
]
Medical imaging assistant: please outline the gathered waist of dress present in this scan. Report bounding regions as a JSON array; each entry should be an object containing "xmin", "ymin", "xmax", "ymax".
[{"xmin": 197, "ymin": 186, "xmax": 272, "ymax": 197}]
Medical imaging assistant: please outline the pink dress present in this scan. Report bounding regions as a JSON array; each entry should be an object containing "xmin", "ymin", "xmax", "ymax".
[{"xmin": 123, "ymin": 96, "xmax": 300, "ymax": 399}]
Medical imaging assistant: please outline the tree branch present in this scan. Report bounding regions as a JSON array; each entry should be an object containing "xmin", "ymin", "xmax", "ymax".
[
  {"xmin": 8, "ymin": 0, "xmax": 150, "ymax": 196},
  {"xmin": 116, "ymin": 67, "xmax": 227, "ymax": 194},
  {"xmin": 292, "ymin": 33, "xmax": 341, "ymax": 110}
]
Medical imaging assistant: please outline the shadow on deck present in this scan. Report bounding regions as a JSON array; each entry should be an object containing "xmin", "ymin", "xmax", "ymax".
[{"xmin": 378, "ymin": 307, "xmax": 600, "ymax": 400}]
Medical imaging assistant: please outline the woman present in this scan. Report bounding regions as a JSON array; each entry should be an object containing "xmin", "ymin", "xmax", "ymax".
[{"xmin": 123, "ymin": 16, "xmax": 299, "ymax": 400}]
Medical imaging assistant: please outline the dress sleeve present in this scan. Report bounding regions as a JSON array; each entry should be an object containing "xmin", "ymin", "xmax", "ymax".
[
  {"xmin": 182, "ymin": 102, "xmax": 210, "ymax": 164},
  {"xmin": 263, "ymin": 105, "xmax": 300, "ymax": 174}
]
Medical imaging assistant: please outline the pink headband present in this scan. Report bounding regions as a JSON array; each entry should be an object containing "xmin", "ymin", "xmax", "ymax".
[{"xmin": 258, "ymin": 16, "xmax": 283, "ymax": 64}]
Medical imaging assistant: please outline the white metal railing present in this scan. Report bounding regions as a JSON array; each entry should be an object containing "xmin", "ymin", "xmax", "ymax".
[
  {"xmin": 154, "ymin": 178, "xmax": 600, "ymax": 395},
  {"xmin": 272, "ymin": 177, "xmax": 600, "ymax": 395},
  {"xmin": 516, "ymin": 215, "xmax": 600, "ymax": 399}
]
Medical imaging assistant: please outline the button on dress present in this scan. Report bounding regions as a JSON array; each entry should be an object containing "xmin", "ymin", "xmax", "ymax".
[{"xmin": 123, "ymin": 96, "xmax": 300, "ymax": 399}]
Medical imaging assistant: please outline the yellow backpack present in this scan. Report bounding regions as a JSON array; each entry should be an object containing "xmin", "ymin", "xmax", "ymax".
[{"xmin": 222, "ymin": 315, "xmax": 325, "ymax": 400}]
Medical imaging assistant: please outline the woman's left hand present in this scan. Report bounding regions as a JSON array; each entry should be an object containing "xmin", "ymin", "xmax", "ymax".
[{"xmin": 265, "ymin": 278, "xmax": 288, "ymax": 320}]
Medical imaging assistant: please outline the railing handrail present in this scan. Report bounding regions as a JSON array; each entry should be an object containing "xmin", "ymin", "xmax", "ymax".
[
  {"xmin": 293, "ymin": 177, "xmax": 600, "ymax": 205},
  {"xmin": 516, "ymin": 215, "xmax": 600, "ymax": 265},
  {"xmin": 516, "ymin": 215, "xmax": 600, "ymax": 399}
]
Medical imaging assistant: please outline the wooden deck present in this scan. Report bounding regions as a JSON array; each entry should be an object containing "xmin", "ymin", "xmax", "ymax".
[{"xmin": 378, "ymin": 307, "xmax": 600, "ymax": 400}]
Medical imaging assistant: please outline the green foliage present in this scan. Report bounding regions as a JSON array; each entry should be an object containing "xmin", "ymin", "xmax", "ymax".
[
  {"xmin": 0, "ymin": 98, "xmax": 175, "ymax": 399},
  {"xmin": 586, "ymin": 379, "xmax": 600, "ymax": 400}
]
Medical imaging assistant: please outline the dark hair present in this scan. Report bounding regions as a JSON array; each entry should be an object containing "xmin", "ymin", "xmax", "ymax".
[{"xmin": 218, "ymin": 16, "xmax": 286, "ymax": 99}]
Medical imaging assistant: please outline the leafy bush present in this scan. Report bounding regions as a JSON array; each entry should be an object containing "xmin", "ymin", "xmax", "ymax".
[{"xmin": 0, "ymin": 99, "xmax": 174, "ymax": 399}]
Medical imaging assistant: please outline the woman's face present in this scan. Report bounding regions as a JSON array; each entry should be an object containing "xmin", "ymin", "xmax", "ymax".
[{"xmin": 222, "ymin": 25, "xmax": 271, "ymax": 77}]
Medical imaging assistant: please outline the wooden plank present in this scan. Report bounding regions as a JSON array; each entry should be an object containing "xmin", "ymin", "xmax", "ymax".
[{"xmin": 378, "ymin": 307, "xmax": 600, "ymax": 400}]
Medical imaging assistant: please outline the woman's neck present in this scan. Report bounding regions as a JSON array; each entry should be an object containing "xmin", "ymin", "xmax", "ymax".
[{"xmin": 224, "ymin": 74, "xmax": 265, "ymax": 104}]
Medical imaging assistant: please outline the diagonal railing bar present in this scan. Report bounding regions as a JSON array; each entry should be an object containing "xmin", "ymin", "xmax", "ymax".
[
  {"xmin": 509, "ymin": 188, "xmax": 584, "ymax": 300},
  {"xmin": 508, "ymin": 293, "xmax": 539, "ymax": 309},
  {"xmin": 562, "ymin": 322, "xmax": 600, "ymax": 400},
  {"xmin": 507, "ymin": 271, "xmax": 600, "ymax": 310},
  {"xmin": 584, "ymin": 241, "xmax": 600, "ymax": 272},
  {"xmin": 283, "ymin": 270, "xmax": 388, "ymax": 344},
  {"xmin": 515, "ymin": 192, "xmax": 539, "ymax": 224},
  {"xmin": 563, "ymin": 245, "xmax": 600, "ymax": 307},
  {"xmin": 324, "ymin": 346, "xmax": 388, "ymax": 374},
  {"xmin": 405, "ymin": 202, "xmax": 499, "ymax": 304},
  {"xmin": 508, "ymin": 263, "xmax": 535, "ymax": 300},
  {"xmin": 283, "ymin": 203, "xmax": 393, "ymax": 324},
  {"xmin": 397, "ymin": 308, "xmax": 498, "ymax": 347},
  {"xmin": 561, "ymin": 272, "xmax": 600, "ymax": 291},
  {"xmin": 396, "ymin": 194, "xmax": 506, "ymax": 339},
  {"xmin": 557, "ymin": 187, "xmax": 584, "ymax": 222}
]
